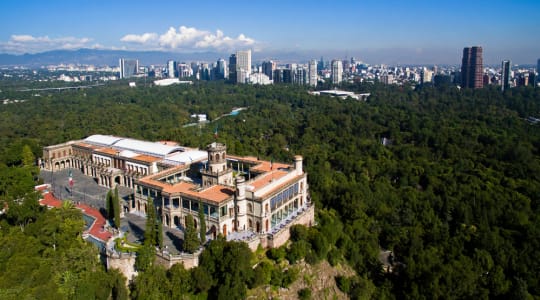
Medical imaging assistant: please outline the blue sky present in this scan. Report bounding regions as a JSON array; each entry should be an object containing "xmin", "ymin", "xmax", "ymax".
[{"xmin": 1, "ymin": 0, "xmax": 539, "ymax": 64}]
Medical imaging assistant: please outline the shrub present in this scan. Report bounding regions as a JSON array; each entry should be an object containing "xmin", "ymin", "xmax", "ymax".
[{"xmin": 298, "ymin": 288, "xmax": 312, "ymax": 300}]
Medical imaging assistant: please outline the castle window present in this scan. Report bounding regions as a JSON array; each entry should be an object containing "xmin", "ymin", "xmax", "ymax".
[{"xmin": 248, "ymin": 203, "xmax": 253, "ymax": 213}]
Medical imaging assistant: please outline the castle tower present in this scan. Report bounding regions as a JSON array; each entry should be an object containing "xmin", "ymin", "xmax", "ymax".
[
  {"xmin": 234, "ymin": 175, "xmax": 247, "ymax": 232},
  {"xmin": 201, "ymin": 142, "xmax": 233, "ymax": 187}
]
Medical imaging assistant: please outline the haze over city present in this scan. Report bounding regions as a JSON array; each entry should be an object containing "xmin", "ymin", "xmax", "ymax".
[{"xmin": 1, "ymin": 0, "xmax": 539, "ymax": 64}]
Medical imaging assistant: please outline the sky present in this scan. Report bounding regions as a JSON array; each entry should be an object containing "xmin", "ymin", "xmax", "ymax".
[{"xmin": 0, "ymin": 0, "xmax": 539, "ymax": 64}]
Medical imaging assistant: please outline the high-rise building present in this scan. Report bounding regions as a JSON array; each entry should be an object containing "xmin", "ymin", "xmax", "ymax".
[
  {"xmin": 262, "ymin": 61, "xmax": 275, "ymax": 81},
  {"xmin": 461, "ymin": 46, "xmax": 483, "ymax": 89},
  {"xmin": 294, "ymin": 66, "xmax": 306, "ymax": 85},
  {"xmin": 215, "ymin": 58, "xmax": 227, "ymax": 80},
  {"xmin": 119, "ymin": 58, "xmax": 139, "ymax": 79},
  {"xmin": 536, "ymin": 58, "xmax": 540, "ymax": 86},
  {"xmin": 273, "ymin": 69, "xmax": 283, "ymax": 83},
  {"xmin": 308, "ymin": 59, "xmax": 318, "ymax": 87},
  {"xmin": 282, "ymin": 69, "xmax": 293, "ymax": 83},
  {"xmin": 331, "ymin": 59, "xmax": 343, "ymax": 84},
  {"xmin": 501, "ymin": 60, "xmax": 511, "ymax": 91},
  {"xmin": 421, "ymin": 68, "xmax": 433, "ymax": 84},
  {"xmin": 317, "ymin": 57, "xmax": 324, "ymax": 72},
  {"xmin": 228, "ymin": 54, "xmax": 237, "ymax": 83},
  {"xmin": 167, "ymin": 60, "xmax": 177, "ymax": 78},
  {"xmin": 236, "ymin": 50, "xmax": 252, "ymax": 84}
]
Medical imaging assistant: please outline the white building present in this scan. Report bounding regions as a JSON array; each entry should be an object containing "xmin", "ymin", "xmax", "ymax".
[
  {"xmin": 42, "ymin": 135, "xmax": 314, "ymax": 249},
  {"xmin": 308, "ymin": 59, "xmax": 318, "ymax": 87},
  {"xmin": 119, "ymin": 59, "xmax": 139, "ymax": 79},
  {"xmin": 249, "ymin": 73, "xmax": 272, "ymax": 85},
  {"xmin": 331, "ymin": 59, "xmax": 343, "ymax": 84},
  {"xmin": 236, "ymin": 50, "xmax": 252, "ymax": 83}
]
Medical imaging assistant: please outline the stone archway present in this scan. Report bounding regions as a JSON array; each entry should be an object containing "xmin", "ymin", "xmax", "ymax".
[
  {"xmin": 114, "ymin": 176, "xmax": 121, "ymax": 187},
  {"xmin": 256, "ymin": 221, "xmax": 260, "ymax": 233},
  {"xmin": 174, "ymin": 216, "xmax": 180, "ymax": 227},
  {"xmin": 55, "ymin": 162, "xmax": 60, "ymax": 170}
]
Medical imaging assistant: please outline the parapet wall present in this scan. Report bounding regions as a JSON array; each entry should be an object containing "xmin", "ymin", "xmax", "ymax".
[
  {"xmin": 266, "ymin": 204, "xmax": 315, "ymax": 248},
  {"xmin": 154, "ymin": 250, "xmax": 201, "ymax": 269}
]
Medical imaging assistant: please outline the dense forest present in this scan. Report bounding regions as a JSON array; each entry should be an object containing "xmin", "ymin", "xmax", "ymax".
[{"xmin": 1, "ymin": 78, "xmax": 539, "ymax": 299}]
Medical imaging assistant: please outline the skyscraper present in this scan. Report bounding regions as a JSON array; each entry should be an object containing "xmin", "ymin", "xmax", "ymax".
[
  {"xmin": 308, "ymin": 59, "xmax": 318, "ymax": 87},
  {"xmin": 236, "ymin": 50, "xmax": 251, "ymax": 84},
  {"xmin": 215, "ymin": 58, "xmax": 227, "ymax": 80},
  {"xmin": 461, "ymin": 46, "xmax": 483, "ymax": 89},
  {"xmin": 228, "ymin": 54, "xmax": 237, "ymax": 83},
  {"xmin": 119, "ymin": 58, "xmax": 139, "ymax": 79},
  {"xmin": 262, "ymin": 61, "xmax": 275, "ymax": 81},
  {"xmin": 294, "ymin": 66, "xmax": 306, "ymax": 85},
  {"xmin": 537, "ymin": 58, "xmax": 540, "ymax": 86},
  {"xmin": 167, "ymin": 60, "xmax": 177, "ymax": 78},
  {"xmin": 331, "ymin": 59, "xmax": 343, "ymax": 84},
  {"xmin": 501, "ymin": 60, "xmax": 511, "ymax": 91}
]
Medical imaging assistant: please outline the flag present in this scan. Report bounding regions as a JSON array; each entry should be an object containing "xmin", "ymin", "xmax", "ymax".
[{"xmin": 69, "ymin": 171, "xmax": 74, "ymax": 187}]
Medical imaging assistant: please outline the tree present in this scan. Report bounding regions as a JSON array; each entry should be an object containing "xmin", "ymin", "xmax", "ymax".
[
  {"xmin": 136, "ymin": 196, "xmax": 159, "ymax": 272},
  {"xmin": 168, "ymin": 263, "xmax": 193, "ymax": 299},
  {"xmin": 105, "ymin": 190, "xmax": 113, "ymax": 220},
  {"xmin": 183, "ymin": 214, "xmax": 199, "ymax": 253},
  {"xmin": 199, "ymin": 200, "xmax": 206, "ymax": 244},
  {"xmin": 21, "ymin": 145, "xmax": 34, "ymax": 168},
  {"xmin": 5, "ymin": 191, "xmax": 41, "ymax": 232},
  {"xmin": 113, "ymin": 187, "xmax": 121, "ymax": 228},
  {"xmin": 144, "ymin": 196, "xmax": 157, "ymax": 246}
]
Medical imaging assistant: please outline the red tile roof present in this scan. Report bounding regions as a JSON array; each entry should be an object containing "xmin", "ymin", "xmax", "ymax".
[
  {"xmin": 39, "ymin": 192, "xmax": 112, "ymax": 242},
  {"xmin": 183, "ymin": 184, "xmax": 234, "ymax": 204},
  {"xmin": 249, "ymin": 170, "xmax": 289, "ymax": 190}
]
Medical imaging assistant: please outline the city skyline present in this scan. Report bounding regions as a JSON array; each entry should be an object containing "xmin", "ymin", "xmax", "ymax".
[{"xmin": 0, "ymin": 0, "xmax": 539, "ymax": 64}]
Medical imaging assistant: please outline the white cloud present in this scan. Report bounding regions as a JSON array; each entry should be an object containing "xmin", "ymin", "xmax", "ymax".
[
  {"xmin": 120, "ymin": 33, "xmax": 158, "ymax": 44},
  {"xmin": 120, "ymin": 25, "xmax": 258, "ymax": 52},
  {"xmin": 0, "ymin": 26, "xmax": 258, "ymax": 54},
  {"xmin": 0, "ymin": 34, "xmax": 93, "ymax": 54}
]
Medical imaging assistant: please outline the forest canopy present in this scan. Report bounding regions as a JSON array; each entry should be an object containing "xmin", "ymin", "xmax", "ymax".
[{"xmin": 1, "ymin": 79, "xmax": 539, "ymax": 299}]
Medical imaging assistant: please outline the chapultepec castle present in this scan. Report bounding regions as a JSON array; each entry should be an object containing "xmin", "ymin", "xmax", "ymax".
[{"xmin": 42, "ymin": 135, "xmax": 314, "ymax": 254}]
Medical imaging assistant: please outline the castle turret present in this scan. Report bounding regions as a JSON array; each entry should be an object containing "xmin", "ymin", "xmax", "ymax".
[
  {"xmin": 294, "ymin": 155, "xmax": 303, "ymax": 175},
  {"xmin": 236, "ymin": 175, "xmax": 246, "ymax": 201},
  {"xmin": 201, "ymin": 142, "xmax": 233, "ymax": 187}
]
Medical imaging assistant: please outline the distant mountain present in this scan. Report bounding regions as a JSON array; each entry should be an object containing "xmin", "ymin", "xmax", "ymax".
[
  {"xmin": 0, "ymin": 48, "xmax": 328, "ymax": 68},
  {"xmin": 2, "ymin": 47, "xmax": 503, "ymax": 67},
  {"xmin": 0, "ymin": 49, "xmax": 233, "ymax": 67}
]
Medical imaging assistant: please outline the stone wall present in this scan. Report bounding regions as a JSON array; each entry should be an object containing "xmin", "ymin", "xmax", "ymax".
[
  {"xmin": 154, "ymin": 249, "xmax": 201, "ymax": 269},
  {"xmin": 106, "ymin": 250, "xmax": 138, "ymax": 282},
  {"xmin": 267, "ymin": 204, "xmax": 315, "ymax": 248}
]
